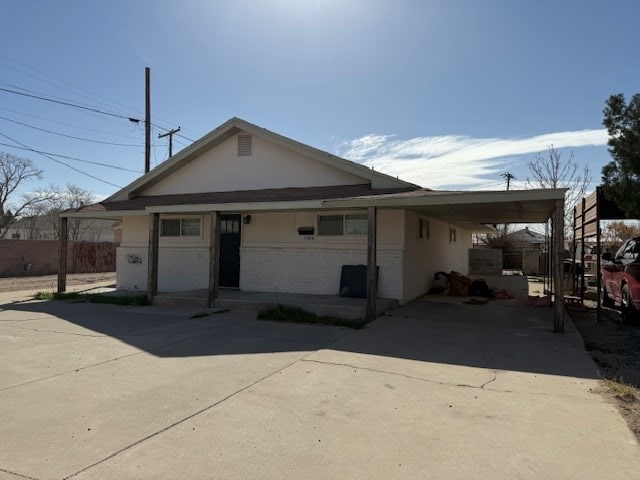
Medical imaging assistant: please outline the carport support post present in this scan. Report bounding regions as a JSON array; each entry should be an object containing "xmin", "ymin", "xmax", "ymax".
[
  {"xmin": 147, "ymin": 213, "xmax": 159, "ymax": 305},
  {"xmin": 366, "ymin": 206, "xmax": 377, "ymax": 322},
  {"xmin": 553, "ymin": 198, "xmax": 565, "ymax": 333},
  {"xmin": 208, "ymin": 211, "xmax": 221, "ymax": 308},
  {"xmin": 57, "ymin": 216, "xmax": 68, "ymax": 293}
]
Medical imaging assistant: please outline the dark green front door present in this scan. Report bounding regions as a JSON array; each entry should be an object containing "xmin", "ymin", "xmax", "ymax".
[{"xmin": 219, "ymin": 214, "xmax": 241, "ymax": 287}]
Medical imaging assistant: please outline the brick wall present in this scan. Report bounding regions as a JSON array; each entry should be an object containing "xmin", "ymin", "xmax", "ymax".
[
  {"xmin": 468, "ymin": 248, "xmax": 503, "ymax": 276},
  {"xmin": 0, "ymin": 240, "xmax": 116, "ymax": 277},
  {"xmin": 240, "ymin": 246, "xmax": 404, "ymax": 300}
]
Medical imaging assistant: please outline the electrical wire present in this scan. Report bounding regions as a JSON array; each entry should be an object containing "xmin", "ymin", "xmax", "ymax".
[
  {"xmin": 0, "ymin": 141, "xmax": 142, "ymax": 173},
  {"xmin": 0, "ymin": 86, "xmax": 140, "ymax": 122},
  {"xmin": 0, "ymin": 54, "xmax": 138, "ymax": 116},
  {"xmin": 0, "ymin": 114, "xmax": 144, "ymax": 147},
  {"xmin": 0, "ymin": 106, "xmax": 143, "ymax": 140},
  {"xmin": 0, "ymin": 131, "xmax": 123, "ymax": 188}
]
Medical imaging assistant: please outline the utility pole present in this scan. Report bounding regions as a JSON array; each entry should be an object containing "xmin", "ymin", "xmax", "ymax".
[
  {"xmin": 144, "ymin": 67, "xmax": 151, "ymax": 173},
  {"xmin": 501, "ymin": 172, "xmax": 515, "ymax": 191},
  {"xmin": 158, "ymin": 127, "xmax": 181, "ymax": 158}
]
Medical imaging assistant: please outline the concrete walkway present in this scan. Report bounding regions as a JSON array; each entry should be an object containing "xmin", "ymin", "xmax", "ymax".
[{"xmin": 0, "ymin": 287, "xmax": 638, "ymax": 479}]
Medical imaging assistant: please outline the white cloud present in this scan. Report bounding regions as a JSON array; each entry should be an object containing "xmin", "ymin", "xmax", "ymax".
[{"xmin": 337, "ymin": 129, "xmax": 608, "ymax": 189}]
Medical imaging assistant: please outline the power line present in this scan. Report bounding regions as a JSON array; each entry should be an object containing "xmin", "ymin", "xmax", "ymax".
[
  {"xmin": 0, "ymin": 114, "xmax": 144, "ymax": 147},
  {"xmin": 0, "ymin": 106, "xmax": 142, "ymax": 140},
  {"xmin": 0, "ymin": 86, "xmax": 141, "ymax": 122},
  {"xmin": 0, "ymin": 54, "xmax": 139, "ymax": 117},
  {"xmin": 0, "ymin": 141, "xmax": 142, "ymax": 173},
  {"xmin": 0, "ymin": 55, "xmax": 202, "ymax": 142},
  {"xmin": 0, "ymin": 131, "xmax": 123, "ymax": 188}
]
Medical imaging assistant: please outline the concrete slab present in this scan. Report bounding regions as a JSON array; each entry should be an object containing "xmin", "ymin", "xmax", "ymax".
[{"xmin": 0, "ymin": 285, "xmax": 639, "ymax": 479}]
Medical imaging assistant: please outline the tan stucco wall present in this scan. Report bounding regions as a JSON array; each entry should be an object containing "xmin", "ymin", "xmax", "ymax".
[
  {"xmin": 402, "ymin": 211, "xmax": 472, "ymax": 303},
  {"xmin": 143, "ymin": 132, "xmax": 368, "ymax": 196}
]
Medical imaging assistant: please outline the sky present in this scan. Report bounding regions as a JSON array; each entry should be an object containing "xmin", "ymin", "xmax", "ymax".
[{"xmin": 1, "ymin": 0, "xmax": 639, "ymax": 204}]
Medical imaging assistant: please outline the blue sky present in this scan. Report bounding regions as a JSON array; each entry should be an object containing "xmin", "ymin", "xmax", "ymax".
[{"xmin": 1, "ymin": 0, "xmax": 639, "ymax": 201}]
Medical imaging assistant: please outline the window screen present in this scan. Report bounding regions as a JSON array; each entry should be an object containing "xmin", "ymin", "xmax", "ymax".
[
  {"xmin": 160, "ymin": 218, "xmax": 201, "ymax": 237},
  {"xmin": 345, "ymin": 214, "xmax": 367, "ymax": 235},
  {"xmin": 160, "ymin": 219, "xmax": 181, "ymax": 237},
  {"xmin": 318, "ymin": 215, "xmax": 344, "ymax": 236},
  {"xmin": 181, "ymin": 218, "xmax": 201, "ymax": 236}
]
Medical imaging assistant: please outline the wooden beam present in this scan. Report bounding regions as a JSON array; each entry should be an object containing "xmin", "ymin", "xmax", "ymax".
[
  {"xmin": 57, "ymin": 217, "xmax": 68, "ymax": 293},
  {"xmin": 553, "ymin": 198, "xmax": 565, "ymax": 333},
  {"xmin": 147, "ymin": 213, "xmax": 159, "ymax": 304},
  {"xmin": 208, "ymin": 211, "xmax": 221, "ymax": 308},
  {"xmin": 366, "ymin": 206, "xmax": 377, "ymax": 322}
]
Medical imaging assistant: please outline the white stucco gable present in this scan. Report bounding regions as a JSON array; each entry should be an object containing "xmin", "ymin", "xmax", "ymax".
[
  {"xmin": 107, "ymin": 117, "xmax": 415, "ymax": 202},
  {"xmin": 143, "ymin": 131, "xmax": 369, "ymax": 196}
]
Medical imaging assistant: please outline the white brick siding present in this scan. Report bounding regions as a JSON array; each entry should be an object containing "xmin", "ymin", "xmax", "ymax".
[
  {"xmin": 240, "ymin": 246, "xmax": 403, "ymax": 300},
  {"xmin": 117, "ymin": 246, "xmax": 209, "ymax": 292}
]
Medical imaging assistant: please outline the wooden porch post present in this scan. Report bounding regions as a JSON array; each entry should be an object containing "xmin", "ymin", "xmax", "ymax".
[
  {"xmin": 208, "ymin": 211, "xmax": 221, "ymax": 308},
  {"xmin": 366, "ymin": 206, "xmax": 377, "ymax": 322},
  {"xmin": 553, "ymin": 198, "xmax": 565, "ymax": 333},
  {"xmin": 147, "ymin": 213, "xmax": 159, "ymax": 304},
  {"xmin": 57, "ymin": 216, "xmax": 68, "ymax": 293}
]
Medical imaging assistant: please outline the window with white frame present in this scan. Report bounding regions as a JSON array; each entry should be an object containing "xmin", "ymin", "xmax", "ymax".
[
  {"xmin": 318, "ymin": 214, "xmax": 368, "ymax": 236},
  {"xmin": 449, "ymin": 227, "xmax": 457, "ymax": 243},
  {"xmin": 418, "ymin": 217, "xmax": 430, "ymax": 240},
  {"xmin": 160, "ymin": 217, "xmax": 202, "ymax": 237}
]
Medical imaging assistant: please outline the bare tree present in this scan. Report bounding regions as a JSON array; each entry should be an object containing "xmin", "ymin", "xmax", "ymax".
[
  {"xmin": 526, "ymin": 145, "xmax": 591, "ymax": 235},
  {"xmin": 42, "ymin": 184, "xmax": 97, "ymax": 241},
  {"xmin": 0, "ymin": 152, "xmax": 53, "ymax": 238}
]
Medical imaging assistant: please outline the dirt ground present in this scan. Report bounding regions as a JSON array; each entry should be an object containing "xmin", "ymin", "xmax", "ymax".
[
  {"xmin": 566, "ymin": 299, "xmax": 640, "ymax": 440},
  {"xmin": 0, "ymin": 272, "xmax": 116, "ymax": 293}
]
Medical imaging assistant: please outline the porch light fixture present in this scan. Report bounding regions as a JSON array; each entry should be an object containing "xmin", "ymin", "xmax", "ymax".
[{"xmin": 243, "ymin": 215, "xmax": 252, "ymax": 225}]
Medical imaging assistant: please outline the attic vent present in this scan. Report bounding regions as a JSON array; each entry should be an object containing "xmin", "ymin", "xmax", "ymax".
[{"xmin": 238, "ymin": 135, "xmax": 252, "ymax": 156}]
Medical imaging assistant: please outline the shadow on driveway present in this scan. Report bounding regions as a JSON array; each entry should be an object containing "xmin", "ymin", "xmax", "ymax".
[{"xmin": 0, "ymin": 288, "xmax": 598, "ymax": 381}]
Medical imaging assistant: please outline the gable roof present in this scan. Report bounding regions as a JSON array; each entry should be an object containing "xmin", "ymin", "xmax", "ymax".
[{"xmin": 107, "ymin": 117, "xmax": 417, "ymax": 202}]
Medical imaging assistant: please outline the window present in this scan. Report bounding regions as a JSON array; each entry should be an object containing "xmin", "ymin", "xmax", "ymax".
[
  {"xmin": 238, "ymin": 135, "xmax": 252, "ymax": 156},
  {"xmin": 418, "ymin": 217, "xmax": 430, "ymax": 240},
  {"xmin": 318, "ymin": 214, "xmax": 368, "ymax": 236},
  {"xmin": 449, "ymin": 227, "xmax": 457, "ymax": 243},
  {"xmin": 160, "ymin": 217, "xmax": 201, "ymax": 237},
  {"xmin": 345, "ymin": 214, "xmax": 368, "ymax": 235},
  {"xmin": 318, "ymin": 215, "xmax": 344, "ymax": 236}
]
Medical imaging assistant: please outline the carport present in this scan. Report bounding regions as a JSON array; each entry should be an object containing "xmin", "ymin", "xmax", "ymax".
[
  {"xmin": 324, "ymin": 188, "xmax": 567, "ymax": 332},
  {"xmin": 57, "ymin": 188, "xmax": 567, "ymax": 332}
]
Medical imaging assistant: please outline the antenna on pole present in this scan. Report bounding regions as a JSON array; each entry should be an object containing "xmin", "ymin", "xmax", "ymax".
[
  {"xmin": 144, "ymin": 67, "xmax": 151, "ymax": 173},
  {"xmin": 158, "ymin": 127, "xmax": 181, "ymax": 158}
]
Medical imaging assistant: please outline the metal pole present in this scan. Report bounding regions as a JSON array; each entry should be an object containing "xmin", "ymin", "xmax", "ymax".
[
  {"xmin": 145, "ymin": 67, "xmax": 151, "ymax": 173},
  {"xmin": 366, "ymin": 206, "xmax": 377, "ymax": 322},
  {"xmin": 580, "ymin": 198, "xmax": 586, "ymax": 303},
  {"xmin": 596, "ymin": 187, "xmax": 602, "ymax": 321},
  {"xmin": 57, "ymin": 217, "xmax": 68, "ymax": 293}
]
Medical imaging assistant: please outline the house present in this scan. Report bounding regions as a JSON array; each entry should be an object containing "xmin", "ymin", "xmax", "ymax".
[{"xmin": 61, "ymin": 117, "xmax": 567, "ymax": 325}]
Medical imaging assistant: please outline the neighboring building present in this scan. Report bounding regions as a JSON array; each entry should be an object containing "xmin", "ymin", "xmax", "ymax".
[
  {"xmin": 4, "ymin": 216, "xmax": 118, "ymax": 243},
  {"xmin": 63, "ymin": 117, "xmax": 565, "ymax": 304}
]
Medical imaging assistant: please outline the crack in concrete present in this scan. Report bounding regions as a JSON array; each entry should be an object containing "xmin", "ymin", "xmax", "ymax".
[
  {"xmin": 0, "ymin": 319, "xmax": 274, "ymax": 393},
  {"xmin": 301, "ymin": 358, "xmax": 498, "ymax": 391},
  {"xmin": 11, "ymin": 325, "xmax": 106, "ymax": 338},
  {"xmin": 480, "ymin": 371, "xmax": 499, "ymax": 389},
  {"xmin": 0, "ymin": 466, "xmax": 41, "ymax": 480},
  {"xmin": 62, "ymin": 351, "xmax": 317, "ymax": 479}
]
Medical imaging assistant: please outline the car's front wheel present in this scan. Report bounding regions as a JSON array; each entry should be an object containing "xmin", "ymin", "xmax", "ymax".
[{"xmin": 621, "ymin": 284, "xmax": 639, "ymax": 324}]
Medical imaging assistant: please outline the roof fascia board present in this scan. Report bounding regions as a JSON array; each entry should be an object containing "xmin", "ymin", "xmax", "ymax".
[
  {"xmin": 322, "ymin": 189, "xmax": 567, "ymax": 208},
  {"xmin": 144, "ymin": 199, "xmax": 327, "ymax": 213},
  {"xmin": 60, "ymin": 210, "xmax": 143, "ymax": 219}
]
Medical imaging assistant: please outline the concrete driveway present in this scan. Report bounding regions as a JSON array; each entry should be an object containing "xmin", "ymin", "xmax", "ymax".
[{"xmin": 1, "ymin": 289, "xmax": 639, "ymax": 479}]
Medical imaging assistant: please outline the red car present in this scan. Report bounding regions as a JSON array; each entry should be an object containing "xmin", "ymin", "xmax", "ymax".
[{"xmin": 601, "ymin": 237, "xmax": 640, "ymax": 323}]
